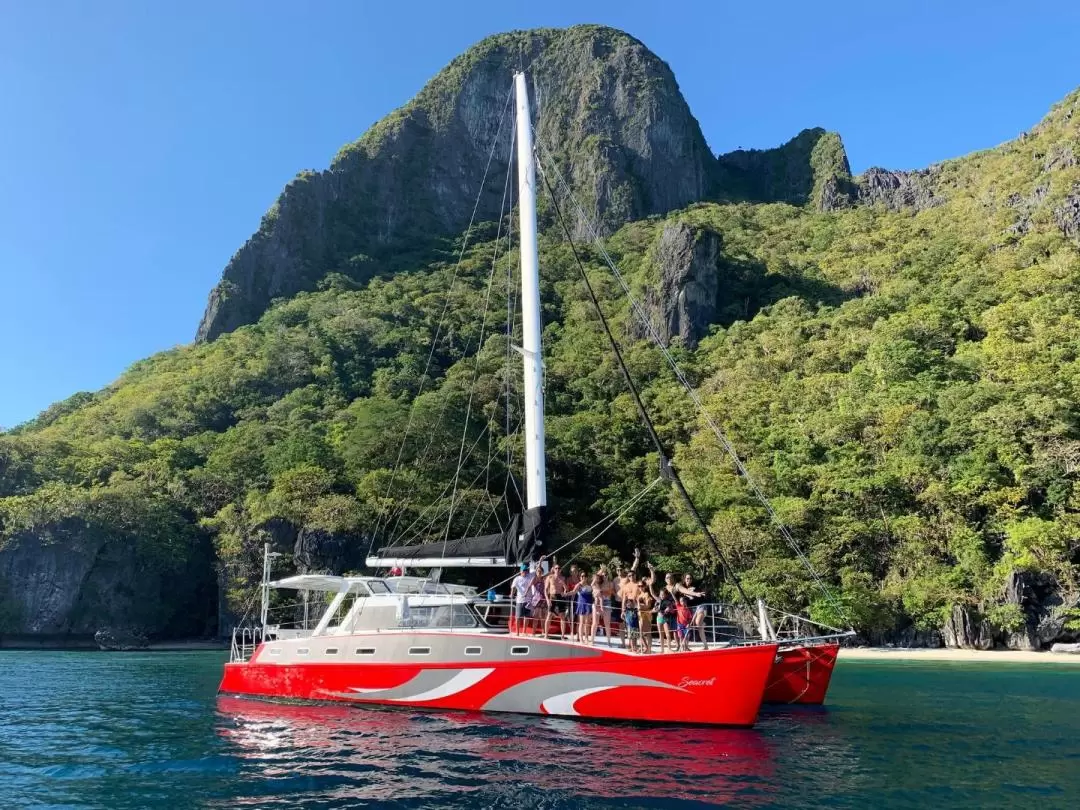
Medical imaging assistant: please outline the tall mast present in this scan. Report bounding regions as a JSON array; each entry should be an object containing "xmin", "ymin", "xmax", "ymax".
[{"xmin": 514, "ymin": 72, "xmax": 546, "ymax": 510}]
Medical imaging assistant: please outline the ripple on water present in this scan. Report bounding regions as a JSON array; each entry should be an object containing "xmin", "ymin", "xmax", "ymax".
[{"xmin": 2, "ymin": 652, "xmax": 1079, "ymax": 809}]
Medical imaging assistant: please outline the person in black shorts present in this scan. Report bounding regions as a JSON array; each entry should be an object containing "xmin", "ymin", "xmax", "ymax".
[{"xmin": 544, "ymin": 564, "xmax": 569, "ymax": 639}]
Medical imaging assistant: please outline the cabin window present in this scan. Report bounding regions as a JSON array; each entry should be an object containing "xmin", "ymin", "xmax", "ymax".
[
  {"xmin": 324, "ymin": 648, "xmax": 339, "ymax": 655},
  {"xmin": 356, "ymin": 647, "xmax": 376, "ymax": 656},
  {"xmin": 464, "ymin": 646, "xmax": 482, "ymax": 656},
  {"xmin": 297, "ymin": 648, "xmax": 309, "ymax": 656},
  {"xmin": 398, "ymin": 603, "xmax": 478, "ymax": 629},
  {"xmin": 268, "ymin": 648, "xmax": 281, "ymax": 656},
  {"xmin": 408, "ymin": 646, "xmax": 431, "ymax": 656},
  {"xmin": 511, "ymin": 646, "xmax": 529, "ymax": 656},
  {"xmin": 327, "ymin": 593, "xmax": 361, "ymax": 629}
]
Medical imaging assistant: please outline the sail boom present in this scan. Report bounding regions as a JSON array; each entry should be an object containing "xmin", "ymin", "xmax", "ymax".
[{"xmin": 365, "ymin": 556, "xmax": 508, "ymax": 569}]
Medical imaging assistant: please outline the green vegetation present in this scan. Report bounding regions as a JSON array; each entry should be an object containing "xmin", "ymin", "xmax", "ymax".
[{"xmin": 3, "ymin": 83, "xmax": 1079, "ymax": 641}]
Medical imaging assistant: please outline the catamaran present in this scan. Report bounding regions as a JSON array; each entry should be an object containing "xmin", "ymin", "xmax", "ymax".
[{"xmin": 220, "ymin": 72, "xmax": 848, "ymax": 724}]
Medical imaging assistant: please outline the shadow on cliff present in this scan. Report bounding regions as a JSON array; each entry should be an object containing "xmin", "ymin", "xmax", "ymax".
[{"xmin": 715, "ymin": 255, "xmax": 855, "ymax": 327}]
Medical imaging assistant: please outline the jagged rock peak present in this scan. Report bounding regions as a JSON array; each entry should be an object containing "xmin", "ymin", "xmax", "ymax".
[
  {"xmin": 854, "ymin": 166, "xmax": 944, "ymax": 213},
  {"xmin": 195, "ymin": 25, "xmax": 715, "ymax": 342},
  {"xmin": 713, "ymin": 127, "xmax": 856, "ymax": 211}
]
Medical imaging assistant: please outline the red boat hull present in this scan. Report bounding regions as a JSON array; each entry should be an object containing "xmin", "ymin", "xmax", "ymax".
[
  {"xmin": 763, "ymin": 642, "xmax": 839, "ymax": 705},
  {"xmin": 220, "ymin": 633, "xmax": 779, "ymax": 726}
]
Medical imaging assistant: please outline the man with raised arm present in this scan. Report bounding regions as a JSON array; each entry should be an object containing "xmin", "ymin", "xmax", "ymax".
[{"xmin": 619, "ymin": 569, "xmax": 644, "ymax": 652}]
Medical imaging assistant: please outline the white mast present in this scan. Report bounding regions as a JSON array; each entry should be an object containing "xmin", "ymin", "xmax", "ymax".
[{"xmin": 514, "ymin": 72, "xmax": 546, "ymax": 510}]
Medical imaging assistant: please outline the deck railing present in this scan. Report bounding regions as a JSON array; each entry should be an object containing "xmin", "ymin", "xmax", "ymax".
[{"xmin": 230, "ymin": 626, "xmax": 262, "ymax": 663}]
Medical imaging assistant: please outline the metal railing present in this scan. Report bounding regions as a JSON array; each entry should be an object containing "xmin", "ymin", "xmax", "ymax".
[
  {"xmin": 648, "ymin": 602, "xmax": 758, "ymax": 648},
  {"xmin": 623, "ymin": 602, "xmax": 852, "ymax": 651},
  {"xmin": 230, "ymin": 626, "xmax": 261, "ymax": 663}
]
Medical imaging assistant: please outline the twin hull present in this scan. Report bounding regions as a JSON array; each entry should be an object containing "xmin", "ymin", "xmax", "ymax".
[
  {"xmin": 764, "ymin": 642, "xmax": 840, "ymax": 705},
  {"xmin": 220, "ymin": 632, "xmax": 780, "ymax": 726}
]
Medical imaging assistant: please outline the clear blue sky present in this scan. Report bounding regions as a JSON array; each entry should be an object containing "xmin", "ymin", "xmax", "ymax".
[{"xmin": 2, "ymin": 0, "xmax": 1078, "ymax": 428}]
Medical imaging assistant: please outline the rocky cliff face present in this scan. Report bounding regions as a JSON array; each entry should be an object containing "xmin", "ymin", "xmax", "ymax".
[
  {"xmin": 0, "ymin": 521, "xmax": 215, "ymax": 640},
  {"xmin": 855, "ymin": 166, "xmax": 944, "ymax": 212},
  {"xmin": 713, "ymin": 128, "xmax": 856, "ymax": 211},
  {"xmin": 714, "ymin": 128, "xmax": 833, "ymax": 206},
  {"xmin": 714, "ymin": 127, "xmax": 951, "ymax": 215},
  {"xmin": 196, "ymin": 25, "xmax": 716, "ymax": 342},
  {"xmin": 644, "ymin": 221, "xmax": 720, "ymax": 348}
]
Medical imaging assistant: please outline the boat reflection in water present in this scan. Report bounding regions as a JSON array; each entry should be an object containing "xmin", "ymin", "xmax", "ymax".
[{"xmin": 216, "ymin": 697, "xmax": 780, "ymax": 806}]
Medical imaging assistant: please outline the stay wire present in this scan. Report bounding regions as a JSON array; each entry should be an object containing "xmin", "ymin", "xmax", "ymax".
[
  {"xmin": 371, "ymin": 84, "xmax": 514, "ymax": 548},
  {"xmin": 442, "ymin": 141, "xmax": 517, "ymax": 553},
  {"xmin": 537, "ymin": 159, "xmax": 753, "ymax": 609},
  {"xmin": 486, "ymin": 475, "xmax": 664, "ymax": 595},
  {"xmin": 536, "ymin": 139, "xmax": 849, "ymax": 624}
]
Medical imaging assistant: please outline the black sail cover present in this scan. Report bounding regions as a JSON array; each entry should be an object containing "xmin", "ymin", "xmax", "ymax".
[{"xmin": 374, "ymin": 507, "xmax": 547, "ymax": 566}]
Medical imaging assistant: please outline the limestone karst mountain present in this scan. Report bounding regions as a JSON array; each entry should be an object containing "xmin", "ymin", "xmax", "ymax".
[{"xmin": 2, "ymin": 27, "xmax": 1079, "ymax": 648}]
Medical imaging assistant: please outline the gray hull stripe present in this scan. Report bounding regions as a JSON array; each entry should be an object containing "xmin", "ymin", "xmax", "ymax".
[
  {"xmin": 338, "ymin": 668, "xmax": 463, "ymax": 701},
  {"xmin": 481, "ymin": 671, "xmax": 685, "ymax": 714}
]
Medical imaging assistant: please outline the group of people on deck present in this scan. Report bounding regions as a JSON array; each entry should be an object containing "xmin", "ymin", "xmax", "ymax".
[{"xmin": 508, "ymin": 550, "xmax": 711, "ymax": 652}]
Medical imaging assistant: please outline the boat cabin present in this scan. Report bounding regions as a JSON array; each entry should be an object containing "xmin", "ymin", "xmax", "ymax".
[{"xmin": 260, "ymin": 574, "xmax": 507, "ymax": 642}]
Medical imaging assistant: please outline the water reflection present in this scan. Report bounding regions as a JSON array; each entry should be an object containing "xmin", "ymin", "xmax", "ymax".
[{"xmin": 216, "ymin": 697, "xmax": 780, "ymax": 806}]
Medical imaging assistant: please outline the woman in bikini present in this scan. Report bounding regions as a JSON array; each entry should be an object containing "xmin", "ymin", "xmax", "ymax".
[{"xmin": 573, "ymin": 570, "xmax": 593, "ymax": 644}]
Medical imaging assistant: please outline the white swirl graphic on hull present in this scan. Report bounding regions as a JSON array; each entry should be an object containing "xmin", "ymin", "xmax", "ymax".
[
  {"xmin": 385, "ymin": 668, "xmax": 494, "ymax": 702},
  {"xmin": 328, "ymin": 668, "xmax": 494, "ymax": 702},
  {"xmin": 540, "ymin": 686, "xmax": 618, "ymax": 716},
  {"xmin": 483, "ymin": 672, "xmax": 687, "ymax": 715}
]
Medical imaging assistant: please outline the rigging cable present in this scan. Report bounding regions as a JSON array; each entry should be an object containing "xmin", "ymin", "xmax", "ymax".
[
  {"xmin": 371, "ymin": 85, "xmax": 515, "ymax": 549},
  {"xmin": 536, "ymin": 141, "xmax": 849, "ymax": 623},
  {"xmin": 537, "ymin": 159, "xmax": 753, "ymax": 608},
  {"xmin": 485, "ymin": 474, "xmax": 665, "ymax": 595},
  {"xmin": 442, "ymin": 134, "xmax": 519, "ymax": 552}
]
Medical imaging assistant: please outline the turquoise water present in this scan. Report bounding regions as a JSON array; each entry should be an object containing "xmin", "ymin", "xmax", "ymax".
[{"xmin": 1, "ymin": 651, "xmax": 1077, "ymax": 809}]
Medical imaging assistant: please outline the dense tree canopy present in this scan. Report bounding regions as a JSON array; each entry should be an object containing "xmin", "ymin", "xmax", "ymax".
[{"xmin": 2, "ymin": 89, "xmax": 1079, "ymax": 641}]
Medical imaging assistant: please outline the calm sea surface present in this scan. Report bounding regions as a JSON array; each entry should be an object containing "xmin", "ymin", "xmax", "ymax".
[{"xmin": 1, "ymin": 650, "xmax": 1077, "ymax": 809}]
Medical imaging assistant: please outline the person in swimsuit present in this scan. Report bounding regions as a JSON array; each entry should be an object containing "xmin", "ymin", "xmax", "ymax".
[
  {"xmin": 674, "ymin": 573, "xmax": 709, "ymax": 650},
  {"xmin": 544, "ymin": 564, "xmax": 568, "ymax": 639},
  {"xmin": 613, "ymin": 548, "xmax": 640, "ymax": 636},
  {"xmin": 619, "ymin": 570, "xmax": 642, "ymax": 652},
  {"xmin": 654, "ymin": 586, "xmax": 676, "ymax": 653},
  {"xmin": 572, "ymin": 570, "xmax": 593, "ymax": 644}
]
